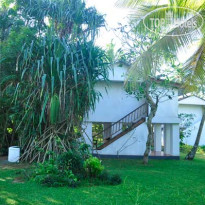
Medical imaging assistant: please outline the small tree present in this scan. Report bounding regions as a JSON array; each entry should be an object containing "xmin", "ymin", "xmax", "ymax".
[
  {"xmin": 126, "ymin": 75, "xmax": 175, "ymax": 164},
  {"xmin": 116, "ymin": 21, "xmax": 178, "ymax": 164}
]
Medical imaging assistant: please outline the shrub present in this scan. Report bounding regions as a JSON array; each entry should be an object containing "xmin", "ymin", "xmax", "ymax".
[
  {"xmin": 98, "ymin": 170, "xmax": 110, "ymax": 182},
  {"xmin": 32, "ymin": 158, "xmax": 78, "ymax": 187},
  {"xmin": 57, "ymin": 143, "xmax": 91, "ymax": 177},
  {"xmin": 84, "ymin": 157, "xmax": 104, "ymax": 177},
  {"xmin": 98, "ymin": 171, "xmax": 122, "ymax": 185},
  {"xmin": 180, "ymin": 144, "xmax": 192, "ymax": 153},
  {"xmin": 57, "ymin": 151, "xmax": 84, "ymax": 175},
  {"xmin": 180, "ymin": 144, "xmax": 205, "ymax": 154},
  {"xmin": 40, "ymin": 172, "xmax": 78, "ymax": 187},
  {"xmin": 109, "ymin": 174, "xmax": 122, "ymax": 185},
  {"xmin": 23, "ymin": 143, "xmax": 122, "ymax": 187}
]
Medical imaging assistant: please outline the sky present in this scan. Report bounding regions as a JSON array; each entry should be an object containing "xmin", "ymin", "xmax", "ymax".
[
  {"xmin": 86, "ymin": 0, "xmax": 129, "ymax": 49},
  {"xmin": 86, "ymin": 0, "xmax": 201, "ymax": 64}
]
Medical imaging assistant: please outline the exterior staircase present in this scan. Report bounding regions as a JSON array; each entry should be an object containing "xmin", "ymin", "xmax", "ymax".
[{"xmin": 93, "ymin": 103, "xmax": 148, "ymax": 150}]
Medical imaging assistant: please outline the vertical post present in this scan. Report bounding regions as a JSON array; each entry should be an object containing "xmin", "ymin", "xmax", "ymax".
[
  {"xmin": 82, "ymin": 122, "xmax": 92, "ymax": 147},
  {"xmin": 164, "ymin": 124, "xmax": 171, "ymax": 155},
  {"xmin": 170, "ymin": 124, "xmax": 180, "ymax": 156},
  {"xmin": 154, "ymin": 124, "xmax": 162, "ymax": 152},
  {"xmin": 103, "ymin": 123, "xmax": 111, "ymax": 139}
]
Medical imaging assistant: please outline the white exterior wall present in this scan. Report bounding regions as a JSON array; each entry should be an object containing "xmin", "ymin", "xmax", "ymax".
[
  {"xmin": 86, "ymin": 81, "xmax": 145, "ymax": 123},
  {"xmin": 179, "ymin": 103, "xmax": 205, "ymax": 145},
  {"xmin": 83, "ymin": 65, "xmax": 180, "ymax": 156},
  {"xmin": 152, "ymin": 88, "xmax": 180, "ymax": 124},
  {"xmin": 93, "ymin": 123, "xmax": 148, "ymax": 156}
]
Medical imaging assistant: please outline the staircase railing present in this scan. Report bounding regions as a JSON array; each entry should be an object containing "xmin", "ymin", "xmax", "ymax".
[{"xmin": 93, "ymin": 103, "xmax": 148, "ymax": 149}]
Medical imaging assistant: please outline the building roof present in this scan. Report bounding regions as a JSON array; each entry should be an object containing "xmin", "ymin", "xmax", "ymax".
[
  {"xmin": 107, "ymin": 64, "xmax": 182, "ymax": 88},
  {"xmin": 178, "ymin": 95, "xmax": 205, "ymax": 106}
]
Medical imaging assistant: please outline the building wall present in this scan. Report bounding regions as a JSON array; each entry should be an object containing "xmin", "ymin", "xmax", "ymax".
[
  {"xmin": 86, "ymin": 81, "xmax": 145, "ymax": 123},
  {"xmin": 93, "ymin": 122, "xmax": 148, "ymax": 156},
  {"xmin": 152, "ymin": 87, "xmax": 180, "ymax": 124},
  {"xmin": 179, "ymin": 104, "xmax": 205, "ymax": 145},
  {"xmin": 83, "ymin": 65, "xmax": 180, "ymax": 156}
]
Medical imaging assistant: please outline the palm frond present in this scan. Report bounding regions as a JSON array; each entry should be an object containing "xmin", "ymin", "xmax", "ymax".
[{"xmin": 182, "ymin": 39, "xmax": 205, "ymax": 91}]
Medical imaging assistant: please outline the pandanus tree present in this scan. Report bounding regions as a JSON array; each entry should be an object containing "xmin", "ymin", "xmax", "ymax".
[
  {"xmin": 117, "ymin": 0, "xmax": 205, "ymax": 161},
  {"xmin": 0, "ymin": 0, "xmax": 109, "ymax": 162}
]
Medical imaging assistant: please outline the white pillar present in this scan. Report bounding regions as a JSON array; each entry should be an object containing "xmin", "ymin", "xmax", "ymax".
[
  {"xmin": 82, "ymin": 122, "xmax": 92, "ymax": 146},
  {"xmin": 164, "ymin": 124, "xmax": 171, "ymax": 155},
  {"xmin": 154, "ymin": 124, "xmax": 162, "ymax": 152},
  {"xmin": 103, "ymin": 123, "xmax": 111, "ymax": 139},
  {"xmin": 170, "ymin": 124, "xmax": 180, "ymax": 156}
]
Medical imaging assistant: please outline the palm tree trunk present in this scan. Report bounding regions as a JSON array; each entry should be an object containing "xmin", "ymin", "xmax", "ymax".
[{"xmin": 185, "ymin": 106, "xmax": 205, "ymax": 160}]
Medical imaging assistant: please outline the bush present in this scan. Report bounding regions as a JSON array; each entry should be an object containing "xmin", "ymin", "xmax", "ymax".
[
  {"xmin": 32, "ymin": 158, "xmax": 78, "ymax": 187},
  {"xmin": 180, "ymin": 144, "xmax": 192, "ymax": 153},
  {"xmin": 180, "ymin": 144, "xmax": 205, "ymax": 154},
  {"xmin": 98, "ymin": 170, "xmax": 110, "ymax": 182},
  {"xmin": 57, "ymin": 151, "xmax": 84, "ymax": 175},
  {"xmin": 40, "ymin": 172, "xmax": 78, "ymax": 187},
  {"xmin": 84, "ymin": 157, "xmax": 104, "ymax": 177},
  {"xmin": 57, "ymin": 143, "xmax": 91, "ymax": 177},
  {"xmin": 23, "ymin": 143, "xmax": 122, "ymax": 187},
  {"xmin": 109, "ymin": 174, "xmax": 122, "ymax": 185},
  {"xmin": 98, "ymin": 171, "xmax": 122, "ymax": 185}
]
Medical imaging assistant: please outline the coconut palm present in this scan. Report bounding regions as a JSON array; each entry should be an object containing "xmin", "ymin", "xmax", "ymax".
[{"xmin": 117, "ymin": 0, "xmax": 205, "ymax": 161}]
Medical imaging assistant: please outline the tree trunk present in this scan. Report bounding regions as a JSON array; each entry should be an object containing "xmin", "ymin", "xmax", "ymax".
[
  {"xmin": 143, "ymin": 85, "xmax": 158, "ymax": 164},
  {"xmin": 185, "ymin": 106, "xmax": 205, "ymax": 160}
]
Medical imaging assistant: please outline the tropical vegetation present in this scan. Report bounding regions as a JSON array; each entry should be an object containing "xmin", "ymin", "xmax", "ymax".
[
  {"xmin": 117, "ymin": 0, "xmax": 205, "ymax": 161},
  {"xmin": 0, "ymin": 0, "xmax": 110, "ymax": 162}
]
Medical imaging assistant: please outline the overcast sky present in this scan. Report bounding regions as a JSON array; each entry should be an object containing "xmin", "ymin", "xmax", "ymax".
[
  {"xmin": 86, "ymin": 0, "xmax": 200, "ymax": 63},
  {"xmin": 86, "ymin": 0, "xmax": 129, "ymax": 49}
]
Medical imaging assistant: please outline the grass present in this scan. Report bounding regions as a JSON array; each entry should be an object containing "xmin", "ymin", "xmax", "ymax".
[{"xmin": 1, "ymin": 153, "xmax": 205, "ymax": 205}]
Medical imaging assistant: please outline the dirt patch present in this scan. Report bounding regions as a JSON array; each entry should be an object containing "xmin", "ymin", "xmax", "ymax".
[
  {"xmin": 0, "ymin": 156, "xmax": 30, "ymax": 170},
  {"xmin": 13, "ymin": 177, "xmax": 25, "ymax": 184}
]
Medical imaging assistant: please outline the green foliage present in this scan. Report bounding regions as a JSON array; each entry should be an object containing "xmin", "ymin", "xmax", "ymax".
[
  {"xmin": 25, "ymin": 144, "xmax": 121, "ymax": 187},
  {"xmin": 32, "ymin": 159, "xmax": 78, "ymax": 187},
  {"xmin": 109, "ymin": 174, "xmax": 122, "ymax": 185},
  {"xmin": 50, "ymin": 94, "xmax": 60, "ymax": 124},
  {"xmin": 57, "ymin": 144, "xmax": 90, "ymax": 176},
  {"xmin": 178, "ymin": 113, "xmax": 195, "ymax": 144},
  {"xmin": 84, "ymin": 157, "xmax": 104, "ymax": 177},
  {"xmin": 99, "ymin": 171, "xmax": 122, "ymax": 185},
  {"xmin": 106, "ymin": 40, "xmax": 116, "ymax": 64},
  {"xmin": 180, "ymin": 144, "xmax": 205, "ymax": 155},
  {"xmin": 0, "ymin": 0, "xmax": 110, "ymax": 161}
]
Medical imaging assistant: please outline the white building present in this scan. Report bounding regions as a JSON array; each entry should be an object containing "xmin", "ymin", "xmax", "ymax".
[
  {"xmin": 83, "ymin": 64, "xmax": 180, "ymax": 159},
  {"xmin": 179, "ymin": 95, "xmax": 205, "ymax": 146}
]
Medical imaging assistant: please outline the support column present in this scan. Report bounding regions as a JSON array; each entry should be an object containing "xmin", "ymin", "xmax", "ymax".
[
  {"xmin": 82, "ymin": 122, "xmax": 92, "ymax": 146},
  {"xmin": 103, "ymin": 123, "xmax": 111, "ymax": 139},
  {"xmin": 154, "ymin": 124, "xmax": 162, "ymax": 152},
  {"xmin": 164, "ymin": 124, "xmax": 171, "ymax": 155},
  {"xmin": 170, "ymin": 124, "xmax": 180, "ymax": 156}
]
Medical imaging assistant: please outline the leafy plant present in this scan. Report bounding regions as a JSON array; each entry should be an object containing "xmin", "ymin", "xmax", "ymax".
[
  {"xmin": 178, "ymin": 113, "xmax": 195, "ymax": 144},
  {"xmin": 84, "ymin": 157, "xmax": 104, "ymax": 177},
  {"xmin": 32, "ymin": 158, "xmax": 78, "ymax": 187},
  {"xmin": 0, "ymin": 0, "xmax": 109, "ymax": 162},
  {"xmin": 180, "ymin": 144, "xmax": 205, "ymax": 155},
  {"xmin": 99, "ymin": 171, "xmax": 122, "ymax": 185}
]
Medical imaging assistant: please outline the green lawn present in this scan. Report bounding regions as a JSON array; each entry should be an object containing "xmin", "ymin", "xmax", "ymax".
[{"xmin": 1, "ymin": 154, "xmax": 205, "ymax": 205}]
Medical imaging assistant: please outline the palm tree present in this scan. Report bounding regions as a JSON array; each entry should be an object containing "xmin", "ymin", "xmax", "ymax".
[{"xmin": 117, "ymin": 0, "xmax": 205, "ymax": 161}]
